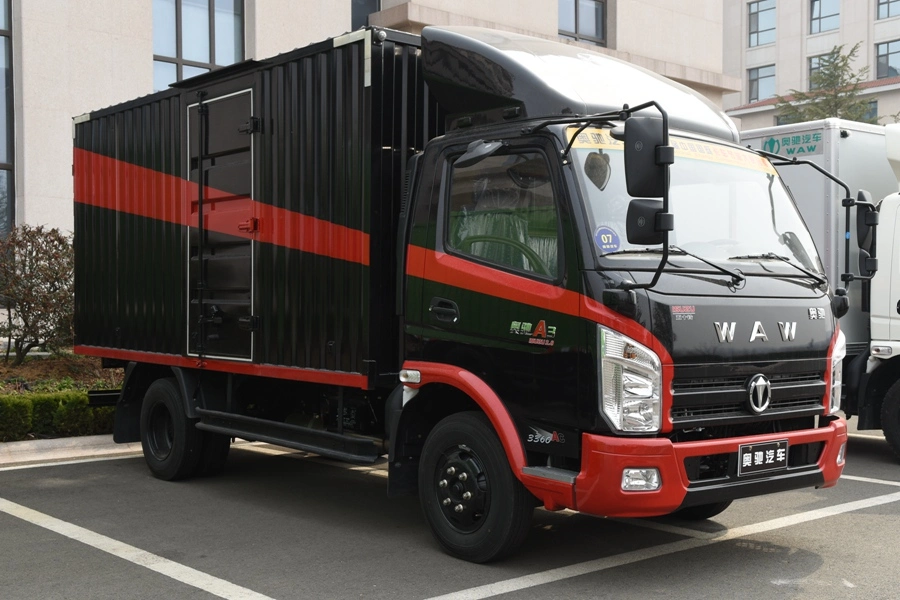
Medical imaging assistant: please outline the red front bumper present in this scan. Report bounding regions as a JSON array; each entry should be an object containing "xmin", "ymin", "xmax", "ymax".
[{"xmin": 523, "ymin": 418, "xmax": 847, "ymax": 517}]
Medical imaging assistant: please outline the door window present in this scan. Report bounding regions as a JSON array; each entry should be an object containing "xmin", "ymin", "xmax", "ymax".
[{"xmin": 446, "ymin": 151, "xmax": 560, "ymax": 279}]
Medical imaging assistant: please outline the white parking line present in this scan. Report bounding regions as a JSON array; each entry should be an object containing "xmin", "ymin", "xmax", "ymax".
[
  {"xmin": 0, "ymin": 454, "xmax": 142, "ymax": 472},
  {"xmin": 842, "ymin": 474, "xmax": 900, "ymax": 487},
  {"xmin": 423, "ymin": 490, "xmax": 900, "ymax": 600},
  {"xmin": 0, "ymin": 497, "xmax": 276, "ymax": 600}
]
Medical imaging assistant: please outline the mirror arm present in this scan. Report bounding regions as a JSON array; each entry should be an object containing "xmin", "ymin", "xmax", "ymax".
[{"xmin": 624, "ymin": 103, "xmax": 673, "ymax": 292}]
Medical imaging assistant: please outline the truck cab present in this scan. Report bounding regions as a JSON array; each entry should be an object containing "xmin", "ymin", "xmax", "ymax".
[{"xmin": 389, "ymin": 27, "xmax": 847, "ymax": 561}]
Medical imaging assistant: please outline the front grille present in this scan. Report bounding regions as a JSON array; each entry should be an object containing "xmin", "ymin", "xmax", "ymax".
[
  {"xmin": 672, "ymin": 396, "xmax": 823, "ymax": 420},
  {"xmin": 673, "ymin": 372, "xmax": 821, "ymax": 392},
  {"xmin": 671, "ymin": 363, "xmax": 826, "ymax": 428}
]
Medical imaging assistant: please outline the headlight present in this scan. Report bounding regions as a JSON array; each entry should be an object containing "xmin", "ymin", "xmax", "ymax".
[
  {"xmin": 599, "ymin": 326, "xmax": 662, "ymax": 432},
  {"xmin": 828, "ymin": 329, "xmax": 846, "ymax": 415}
]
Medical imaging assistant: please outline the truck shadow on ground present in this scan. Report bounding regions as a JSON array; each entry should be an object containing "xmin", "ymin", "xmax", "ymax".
[{"xmin": 171, "ymin": 446, "xmax": 828, "ymax": 597}]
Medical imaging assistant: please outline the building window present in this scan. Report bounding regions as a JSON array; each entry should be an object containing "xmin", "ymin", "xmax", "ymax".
[
  {"xmin": 877, "ymin": 40, "xmax": 900, "ymax": 79},
  {"xmin": 749, "ymin": 1, "xmax": 776, "ymax": 47},
  {"xmin": 878, "ymin": 0, "xmax": 900, "ymax": 19},
  {"xmin": 808, "ymin": 54, "xmax": 825, "ymax": 90},
  {"xmin": 865, "ymin": 100, "xmax": 878, "ymax": 122},
  {"xmin": 559, "ymin": 0, "xmax": 607, "ymax": 46},
  {"xmin": 351, "ymin": 0, "xmax": 380, "ymax": 30},
  {"xmin": 810, "ymin": 0, "xmax": 839, "ymax": 34},
  {"xmin": 153, "ymin": 0, "xmax": 244, "ymax": 92},
  {"xmin": 0, "ymin": 0, "xmax": 12, "ymax": 235},
  {"xmin": 749, "ymin": 65, "xmax": 776, "ymax": 103}
]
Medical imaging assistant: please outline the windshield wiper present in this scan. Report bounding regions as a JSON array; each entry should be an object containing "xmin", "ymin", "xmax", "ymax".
[
  {"xmin": 729, "ymin": 252, "xmax": 827, "ymax": 286},
  {"xmin": 602, "ymin": 247, "xmax": 665, "ymax": 257},
  {"xmin": 670, "ymin": 245, "xmax": 744, "ymax": 284},
  {"xmin": 603, "ymin": 246, "xmax": 744, "ymax": 284}
]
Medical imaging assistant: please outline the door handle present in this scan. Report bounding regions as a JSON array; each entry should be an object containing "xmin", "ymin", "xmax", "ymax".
[
  {"xmin": 429, "ymin": 297, "xmax": 460, "ymax": 323},
  {"xmin": 896, "ymin": 299, "xmax": 900, "ymax": 315}
]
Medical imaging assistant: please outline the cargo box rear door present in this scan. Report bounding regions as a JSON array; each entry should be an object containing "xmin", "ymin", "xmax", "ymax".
[{"xmin": 187, "ymin": 87, "xmax": 256, "ymax": 361}]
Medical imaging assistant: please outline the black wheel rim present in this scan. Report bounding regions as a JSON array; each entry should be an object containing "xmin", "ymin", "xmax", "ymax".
[
  {"xmin": 147, "ymin": 402, "xmax": 175, "ymax": 461},
  {"xmin": 433, "ymin": 444, "xmax": 490, "ymax": 533}
]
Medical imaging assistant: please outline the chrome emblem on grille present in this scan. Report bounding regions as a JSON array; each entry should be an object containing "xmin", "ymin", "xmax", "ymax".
[{"xmin": 747, "ymin": 374, "xmax": 771, "ymax": 414}]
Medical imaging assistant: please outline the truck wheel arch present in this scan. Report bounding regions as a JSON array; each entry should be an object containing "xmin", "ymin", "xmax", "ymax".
[
  {"xmin": 387, "ymin": 362, "xmax": 526, "ymax": 497},
  {"xmin": 113, "ymin": 363, "xmax": 221, "ymax": 442}
]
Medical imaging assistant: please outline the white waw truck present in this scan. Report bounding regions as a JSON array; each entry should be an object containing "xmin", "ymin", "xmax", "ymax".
[{"xmin": 743, "ymin": 119, "xmax": 900, "ymax": 460}]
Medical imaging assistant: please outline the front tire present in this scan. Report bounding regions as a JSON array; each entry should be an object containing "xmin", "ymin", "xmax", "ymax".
[
  {"xmin": 881, "ymin": 380, "xmax": 900, "ymax": 463},
  {"xmin": 139, "ymin": 378, "xmax": 203, "ymax": 480},
  {"xmin": 418, "ymin": 412, "xmax": 533, "ymax": 563}
]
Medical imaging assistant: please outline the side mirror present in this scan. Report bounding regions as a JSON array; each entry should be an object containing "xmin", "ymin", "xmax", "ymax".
[
  {"xmin": 832, "ymin": 288, "xmax": 850, "ymax": 319},
  {"xmin": 855, "ymin": 190, "xmax": 878, "ymax": 253},
  {"xmin": 858, "ymin": 249, "xmax": 878, "ymax": 276},
  {"xmin": 455, "ymin": 140, "xmax": 503, "ymax": 169},
  {"xmin": 622, "ymin": 116, "xmax": 672, "ymax": 198},
  {"xmin": 626, "ymin": 198, "xmax": 666, "ymax": 246}
]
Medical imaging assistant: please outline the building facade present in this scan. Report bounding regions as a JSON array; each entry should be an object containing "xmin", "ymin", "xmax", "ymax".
[
  {"xmin": 724, "ymin": 0, "xmax": 900, "ymax": 130},
  {"xmin": 6, "ymin": 0, "xmax": 737, "ymax": 234}
]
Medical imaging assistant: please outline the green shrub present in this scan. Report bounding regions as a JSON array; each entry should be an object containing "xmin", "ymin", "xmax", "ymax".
[
  {"xmin": 0, "ymin": 396, "xmax": 33, "ymax": 442},
  {"xmin": 30, "ymin": 394, "xmax": 61, "ymax": 435},
  {"xmin": 53, "ymin": 392, "xmax": 94, "ymax": 437},
  {"xmin": 92, "ymin": 406, "xmax": 115, "ymax": 435}
]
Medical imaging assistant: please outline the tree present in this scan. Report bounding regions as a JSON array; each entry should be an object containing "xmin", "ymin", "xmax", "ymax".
[
  {"xmin": 0, "ymin": 225, "xmax": 75, "ymax": 366},
  {"xmin": 774, "ymin": 42, "xmax": 878, "ymax": 124}
]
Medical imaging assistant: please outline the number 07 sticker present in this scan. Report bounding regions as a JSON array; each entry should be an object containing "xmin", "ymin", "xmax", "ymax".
[{"xmin": 594, "ymin": 226, "xmax": 620, "ymax": 253}]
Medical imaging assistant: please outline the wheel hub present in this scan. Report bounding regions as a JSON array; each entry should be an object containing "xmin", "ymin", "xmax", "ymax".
[
  {"xmin": 147, "ymin": 403, "xmax": 174, "ymax": 461},
  {"xmin": 434, "ymin": 445, "xmax": 489, "ymax": 532}
]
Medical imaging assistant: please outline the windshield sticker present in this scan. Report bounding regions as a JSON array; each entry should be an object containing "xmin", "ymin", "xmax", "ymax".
[
  {"xmin": 567, "ymin": 127, "xmax": 776, "ymax": 175},
  {"xmin": 594, "ymin": 226, "xmax": 621, "ymax": 253}
]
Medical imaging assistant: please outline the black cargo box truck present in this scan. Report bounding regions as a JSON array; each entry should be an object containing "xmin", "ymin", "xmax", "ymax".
[{"xmin": 74, "ymin": 26, "xmax": 854, "ymax": 562}]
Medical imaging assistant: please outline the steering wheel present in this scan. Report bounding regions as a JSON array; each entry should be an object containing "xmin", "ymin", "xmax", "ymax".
[{"xmin": 458, "ymin": 235, "xmax": 552, "ymax": 277}]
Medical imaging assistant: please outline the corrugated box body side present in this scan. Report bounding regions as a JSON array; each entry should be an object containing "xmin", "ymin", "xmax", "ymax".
[
  {"xmin": 74, "ymin": 94, "xmax": 186, "ymax": 355},
  {"xmin": 252, "ymin": 32, "xmax": 443, "ymax": 375},
  {"xmin": 74, "ymin": 30, "xmax": 443, "ymax": 380}
]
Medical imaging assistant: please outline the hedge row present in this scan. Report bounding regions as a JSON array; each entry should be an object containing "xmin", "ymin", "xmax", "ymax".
[{"xmin": 0, "ymin": 392, "xmax": 115, "ymax": 442}]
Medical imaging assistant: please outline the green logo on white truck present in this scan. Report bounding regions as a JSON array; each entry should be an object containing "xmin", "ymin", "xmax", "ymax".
[{"xmin": 762, "ymin": 133, "xmax": 823, "ymax": 156}]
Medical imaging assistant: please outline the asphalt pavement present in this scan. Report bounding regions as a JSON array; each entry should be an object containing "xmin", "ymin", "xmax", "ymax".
[{"xmin": 0, "ymin": 421, "xmax": 897, "ymax": 600}]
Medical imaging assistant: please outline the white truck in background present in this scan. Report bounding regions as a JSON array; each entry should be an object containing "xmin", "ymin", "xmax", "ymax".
[{"xmin": 743, "ymin": 119, "xmax": 900, "ymax": 460}]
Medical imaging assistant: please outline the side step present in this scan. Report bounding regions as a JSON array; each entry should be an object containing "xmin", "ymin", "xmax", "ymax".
[
  {"xmin": 195, "ymin": 409, "xmax": 382, "ymax": 464},
  {"xmin": 521, "ymin": 466, "xmax": 578, "ymax": 484}
]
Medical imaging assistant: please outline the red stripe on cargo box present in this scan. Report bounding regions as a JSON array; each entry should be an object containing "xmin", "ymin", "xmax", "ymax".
[
  {"xmin": 75, "ymin": 345, "xmax": 370, "ymax": 389},
  {"xmin": 73, "ymin": 149, "xmax": 369, "ymax": 265}
]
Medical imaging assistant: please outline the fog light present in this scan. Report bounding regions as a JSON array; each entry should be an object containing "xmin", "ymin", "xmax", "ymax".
[
  {"xmin": 837, "ymin": 442, "xmax": 846, "ymax": 466},
  {"xmin": 622, "ymin": 468, "xmax": 661, "ymax": 491}
]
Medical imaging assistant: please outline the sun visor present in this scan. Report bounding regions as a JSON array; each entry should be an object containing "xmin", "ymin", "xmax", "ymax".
[{"xmin": 421, "ymin": 26, "xmax": 738, "ymax": 142}]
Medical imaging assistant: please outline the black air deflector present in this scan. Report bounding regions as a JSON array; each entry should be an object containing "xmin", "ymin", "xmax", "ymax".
[{"xmin": 420, "ymin": 26, "xmax": 739, "ymax": 142}]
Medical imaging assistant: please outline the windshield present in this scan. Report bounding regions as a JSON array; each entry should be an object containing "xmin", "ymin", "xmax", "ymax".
[{"xmin": 569, "ymin": 127, "xmax": 824, "ymax": 274}]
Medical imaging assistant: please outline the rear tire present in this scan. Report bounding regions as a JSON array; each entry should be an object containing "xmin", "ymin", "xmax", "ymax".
[
  {"xmin": 671, "ymin": 500, "xmax": 732, "ymax": 520},
  {"xmin": 418, "ymin": 412, "xmax": 533, "ymax": 563},
  {"xmin": 881, "ymin": 380, "xmax": 900, "ymax": 463},
  {"xmin": 139, "ymin": 378, "xmax": 203, "ymax": 481}
]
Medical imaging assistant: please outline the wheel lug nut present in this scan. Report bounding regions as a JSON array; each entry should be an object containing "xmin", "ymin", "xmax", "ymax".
[
  {"xmin": 454, "ymin": 504, "xmax": 464, "ymax": 513},
  {"xmin": 442, "ymin": 498, "xmax": 451, "ymax": 506},
  {"xmin": 438, "ymin": 479, "xmax": 448, "ymax": 488},
  {"xmin": 458, "ymin": 472, "xmax": 468, "ymax": 482},
  {"xmin": 446, "ymin": 467, "xmax": 456, "ymax": 476},
  {"xmin": 462, "ymin": 491, "xmax": 472, "ymax": 500}
]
